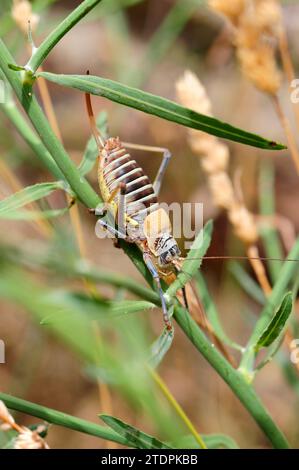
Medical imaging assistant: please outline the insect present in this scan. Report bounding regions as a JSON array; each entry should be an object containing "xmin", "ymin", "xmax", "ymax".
[
  {"xmin": 85, "ymin": 92, "xmax": 299, "ymax": 353},
  {"xmin": 86, "ymin": 92, "xmax": 184, "ymax": 334}
]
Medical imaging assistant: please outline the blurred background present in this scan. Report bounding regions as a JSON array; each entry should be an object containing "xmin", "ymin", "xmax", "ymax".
[{"xmin": 0, "ymin": 0, "xmax": 299, "ymax": 449}]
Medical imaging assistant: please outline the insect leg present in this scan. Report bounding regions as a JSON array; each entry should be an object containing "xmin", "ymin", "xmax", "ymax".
[
  {"xmin": 152, "ymin": 149, "xmax": 172, "ymax": 196},
  {"xmin": 96, "ymin": 218, "xmax": 127, "ymax": 239},
  {"xmin": 117, "ymin": 182, "xmax": 126, "ymax": 234},
  {"xmin": 121, "ymin": 142, "xmax": 172, "ymax": 196},
  {"xmin": 143, "ymin": 252, "xmax": 173, "ymax": 332}
]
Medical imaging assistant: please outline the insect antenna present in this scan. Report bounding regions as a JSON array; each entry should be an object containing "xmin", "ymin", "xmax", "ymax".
[
  {"xmin": 85, "ymin": 72, "xmax": 105, "ymax": 149},
  {"xmin": 181, "ymin": 255, "xmax": 299, "ymax": 263}
]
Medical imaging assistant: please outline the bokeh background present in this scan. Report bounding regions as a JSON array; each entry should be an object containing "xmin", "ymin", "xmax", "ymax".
[{"xmin": 0, "ymin": 0, "xmax": 299, "ymax": 449}]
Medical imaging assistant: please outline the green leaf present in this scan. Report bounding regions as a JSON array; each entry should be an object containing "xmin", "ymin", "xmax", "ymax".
[
  {"xmin": 256, "ymin": 335, "xmax": 285, "ymax": 371},
  {"xmin": 0, "ymin": 182, "xmax": 65, "ymax": 217},
  {"xmin": 8, "ymin": 63, "xmax": 25, "ymax": 72},
  {"xmin": 108, "ymin": 299, "xmax": 156, "ymax": 316},
  {"xmin": 255, "ymin": 292, "xmax": 293, "ymax": 352},
  {"xmin": 174, "ymin": 433, "xmax": 239, "ymax": 449},
  {"xmin": 149, "ymin": 327, "xmax": 174, "ymax": 368},
  {"xmin": 78, "ymin": 111, "xmax": 108, "ymax": 176},
  {"xmin": 40, "ymin": 294, "xmax": 155, "ymax": 325},
  {"xmin": 0, "ymin": 207, "xmax": 70, "ymax": 220},
  {"xmin": 229, "ymin": 261, "xmax": 266, "ymax": 305},
  {"xmin": 166, "ymin": 220, "xmax": 213, "ymax": 298},
  {"xmin": 100, "ymin": 414, "xmax": 172, "ymax": 449},
  {"xmin": 38, "ymin": 72, "xmax": 286, "ymax": 150},
  {"xmin": 0, "ymin": 393, "xmax": 128, "ymax": 447}
]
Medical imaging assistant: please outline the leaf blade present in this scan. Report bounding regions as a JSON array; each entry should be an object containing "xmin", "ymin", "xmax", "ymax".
[
  {"xmin": 0, "ymin": 181, "xmax": 64, "ymax": 216},
  {"xmin": 100, "ymin": 414, "xmax": 172, "ymax": 449},
  {"xmin": 38, "ymin": 72, "xmax": 286, "ymax": 150},
  {"xmin": 255, "ymin": 292, "xmax": 293, "ymax": 352}
]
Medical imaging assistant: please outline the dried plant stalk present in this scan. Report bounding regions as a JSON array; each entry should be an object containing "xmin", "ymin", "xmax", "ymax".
[
  {"xmin": 209, "ymin": 0, "xmax": 299, "ymax": 174},
  {"xmin": 176, "ymin": 70, "xmax": 270, "ymax": 295}
]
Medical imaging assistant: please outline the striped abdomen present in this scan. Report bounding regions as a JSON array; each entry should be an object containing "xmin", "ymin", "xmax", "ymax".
[{"xmin": 99, "ymin": 137, "xmax": 158, "ymax": 221}]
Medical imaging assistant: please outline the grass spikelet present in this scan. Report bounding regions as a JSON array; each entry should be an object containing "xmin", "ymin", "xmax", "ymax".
[
  {"xmin": 176, "ymin": 70, "xmax": 270, "ymax": 289},
  {"xmin": 209, "ymin": 0, "xmax": 299, "ymax": 176},
  {"xmin": 12, "ymin": 0, "xmax": 40, "ymax": 34}
]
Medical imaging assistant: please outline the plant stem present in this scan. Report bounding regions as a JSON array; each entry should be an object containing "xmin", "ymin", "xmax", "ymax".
[
  {"xmin": 25, "ymin": 0, "xmax": 104, "ymax": 74},
  {"xmin": 0, "ymin": 38, "xmax": 290, "ymax": 449},
  {"xmin": 0, "ymin": 39, "xmax": 99, "ymax": 208},
  {"xmin": 259, "ymin": 160, "xmax": 283, "ymax": 283},
  {"xmin": 173, "ymin": 305, "xmax": 289, "ymax": 449},
  {"xmin": 272, "ymin": 94, "xmax": 299, "ymax": 174},
  {"xmin": 148, "ymin": 367, "xmax": 207, "ymax": 449},
  {"xmin": 0, "ymin": 99, "xmax": 63, "ymax": 179},
  {"xmin": 278, "ymin": 28, "xmax": 299, "ymax": 135},
  {"xmin": 0, "ymin": 392, "xmax": 128, "ymax": 447},
  {"xmin": 240, "ymin": 238, "xmax": 299, "ymax": 373}
]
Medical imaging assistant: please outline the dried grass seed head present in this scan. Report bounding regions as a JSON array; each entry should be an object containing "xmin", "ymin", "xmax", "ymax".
[
  {"xmin": 12, "ymin": 0, "xmax": 40, "ymax": 34},
  {"xmin": 209, "ymin": 0, "xmax": 245, "ymax": 25},
  {"xmin": 13, "ymin": 427, "xmax": 49, "ymax": 449}
]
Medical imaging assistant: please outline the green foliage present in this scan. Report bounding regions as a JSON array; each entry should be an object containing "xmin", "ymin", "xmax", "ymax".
[
  {"xmin": 100, "ymin": 414, "xmax": 172, "ymax": 449},
  {"xmin": 0, "ymin": 0, "xmax": 296, "ymax": 451},
  {"xmin": 166, "ymin": 220, "xmax": 213, "ymax": 298},
  {"xmin": 39, "ymin": 72, "xmax": 286, "ymax": 150},
  {"xmin": 0, "ymin": 181, "xmax": 67, "ymax": 218},
  {"xmin": 255, "ymin": 292, "xmax": 293, "ymax": 352},
  {"xmin": 174, "ymin": 433, "xmax": 239, "ymax": 449}
]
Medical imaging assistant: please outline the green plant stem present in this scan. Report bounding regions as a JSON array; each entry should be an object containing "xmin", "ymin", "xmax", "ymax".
[
  {"xmin": 0, "ymin": 39, "xmax": 99, "ymax": 208},
  {"xmin": 259, "ymin": 161, "xmax": 283, "ymax": 283},
  {"xmin": 173, "ymin": 306, "xmax": 289, "ymax": 449},
  {"xmin": 25, "ymin": 0, "xmax": 104, "ymax": 74},
  {"xmin": 0, "ymin": 38, "xmax": 290, "ymax": 449},
  {"xmin": 0, "ymin": 99, "xmax": 63, "ymax": 179},
  {"xmin": 58, "ymin": 262, "xmax": 159, "ymax": 303},
  {"xmin": 239, "ymin": 238, "xmax": 299, "ymax": 374},
  {"xmin": 0, "ymin": 392, "xmax": 128, "ymax": 447}
]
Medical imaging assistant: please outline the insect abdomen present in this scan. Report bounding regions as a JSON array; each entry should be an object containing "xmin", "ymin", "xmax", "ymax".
[{"xmin": 100, "ymin": 138, "xmax": 158, "ymax": 218}]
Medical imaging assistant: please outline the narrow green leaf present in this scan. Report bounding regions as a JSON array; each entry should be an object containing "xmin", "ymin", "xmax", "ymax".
[
  {"xmin": 149, "ymin": 328, "xmax": 174, "ymax": 368},
  {"xmin": 0, "ymin": 393, "xmax": 129, "ymax": 447},
  {"xmin": 229, "ymin": 261, "xmax": 266, "ymax": 305},
  {"xmin": 166, "ymin": 220, "xmax": 213, "ymax": 298},
  {"xmin": 175, "ymin": 433, "xmax": 239, "ymax": 449},
  {"xmin": 255, "ymin": 292, "xmax": 293, "ymax": 352},
  {"xmin": 38, "ymin": 72, "xmax": 286, "ymax": 150},
  {"xmin": 78, "ymin": 111, "xmax": 108, "ymax": 176},
  {"xmin": 0, "ymin": 207, "xmax": 70, "ymax": 220},
  {"xmin": 256, "ymin": 335, "xmax": 285, "ymax": 371},
  {"xmin": 108, "ymin": 299, "xmax": 156, "ymax": 316},
  {"xmin": 40, "ymin": 294, "xmax": 155, "ymax": 325},
  {"xmin": 100, "ymin": 414, "xmax": 172, "ymax": 449},
  {"xmin": 0, "ymin": 181, "xmax": 64, "ymax": 216},
  {"xmin": 259, "ymin": 161, "xmax": 284, "ymax": 283},
  {"xmin": 8, "ymin": 63, "xmax": 25, "ymax": 72}
]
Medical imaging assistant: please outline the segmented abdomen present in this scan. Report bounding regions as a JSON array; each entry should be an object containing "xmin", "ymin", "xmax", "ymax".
[{"xmin": 100, "ymin": 138, "xmax": 158, "ymax": 220}]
